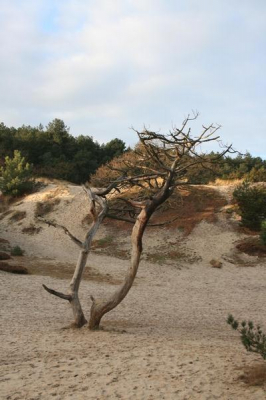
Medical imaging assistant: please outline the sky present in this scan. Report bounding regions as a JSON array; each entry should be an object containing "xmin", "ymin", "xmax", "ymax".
[{"xmin": 0, "ymin": 0, "xmax": 265, "ymax": 157}]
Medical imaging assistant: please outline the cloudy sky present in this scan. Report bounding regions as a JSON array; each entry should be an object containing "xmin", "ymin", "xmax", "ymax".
[{"xmin": 0, "ymin": 0, "xmax": 265, "ymax": 156}]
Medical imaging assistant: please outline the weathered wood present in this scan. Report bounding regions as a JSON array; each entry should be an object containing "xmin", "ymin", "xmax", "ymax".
[
  {"xmin": 88, "ymin": 180, "xmax": 172, "ymax": 330},
  {"xmin": 42, "ymin": 284, "xmax": 72, "ymax": 301},
  {"xmin": 42, "ymin": 187, "xmax": 108, "ymax": 328}
]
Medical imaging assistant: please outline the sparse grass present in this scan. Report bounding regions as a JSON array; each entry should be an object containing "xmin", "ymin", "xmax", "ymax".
[
  {"xmin": 93, "ymin": 235, "xmax": 113, "ymax": 248},
  {"xmin": 92, "ymin": 235, "xmax": 130, "ymax": 260},
  {"xmin": 214, "ymin": 178, "xmax": 243, "ymax": 186},
  {"xmin": 236, "ymin": 237, "xmax": 266, "ymax": 257},
  {"xmin": 0, "ymin": 209, "xmax": 13, "ymax": 221},
  {"xmin": 34, "ymin": 187, "xmax": 65, "ymax": 218},
  {"xmin": 22, "ymin": 224, "xmax": 42, "ymax": 235},
  {"xmin": 14, "ymin": 256, "xmax": 122, "ymax": 284},
  {"xmin": 9, "ymin": 210, "xmax": 26, "ymax": 222},
  {"xmin": 238, "ymin": 364, "xmax": 266, "ymax": 387},
  {"xmin": 145, "ymin": 243, "xmax": 201, "ymax": 265},
  {"xmin": 145, "ymin": 253, "xmax": 166, "ymax": 264},
  {"xmin": 35, "ymin": 198, "xmax": 61, "ymax": 217}
]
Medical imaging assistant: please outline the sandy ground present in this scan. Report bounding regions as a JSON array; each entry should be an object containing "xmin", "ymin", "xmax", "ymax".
[{"xmin": 1, "ymin": 183, "xmax": 266, "ymax": 399}]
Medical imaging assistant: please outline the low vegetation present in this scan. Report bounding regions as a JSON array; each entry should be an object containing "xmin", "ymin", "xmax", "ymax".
[
  {"xmin": 261, "ymin": 221, "xmax": 266, "ymax": 245},
  {"xmin": 236, "ymin": 237, "xmax": 266, "ymax": 258},
  {"xmin": 238, "ymin": 364, "xmax": 266, "ymax": 387},
  {"xmin": 22, "ymin": 224, "xmax": 42, "ymax": 235},
  {"xmin": 35, "ymin": 199, "xmax": 60, "ymax": 217},
  {"xmin": 227, "ymin": 314, "xmax": 266, "ymax": 360},
  {"xmin": 9, "ymin": 210, "xmax": 27, "ymax": 222},
  {"xmin": 11, "ymin": 245, "xmax": 24, "ymax": 256},
  {"xmin": 233, "ymin": 182, "xmax": 266, "ymax": 231},
  {"xmin": 35, "ymin": 189, "xmax": 65, "ymax": 217},
  {"xmin": 0, "ymin": 150, "xmax": 34, "ymax": 196}
]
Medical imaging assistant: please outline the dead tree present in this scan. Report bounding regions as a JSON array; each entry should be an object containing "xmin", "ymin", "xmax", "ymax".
[{"xmin": 41, "ymin": 113, "xmax": 234, "ymax": 329}]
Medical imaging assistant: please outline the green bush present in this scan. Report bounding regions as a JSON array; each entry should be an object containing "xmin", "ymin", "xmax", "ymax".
[
  {"xmin": 11, "ymin": 245, "xmax": 24, "ymax": 256},
  {"xmin": 233, "ymin": 182, "xmax": 266, "ymax": 230},
  {"xmin": 261, "ymin": 221, "xmax": 266, "ymax": 245},
  {"xmin": 227, "ymin": 314, "xmax": 266, "ymax": 360},
  {"xmin": 0, "ymin": 150, "xmax": 34, "ymax": 196},
  {"xmin": 246, "ymin": 166, "xmax": 266, "ymax": 183}
]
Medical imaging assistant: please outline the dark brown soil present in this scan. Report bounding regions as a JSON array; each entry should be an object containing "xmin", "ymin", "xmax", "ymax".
[{"xmin": 105, "ymin": 185, "xmax": 227, "ymax": 235}]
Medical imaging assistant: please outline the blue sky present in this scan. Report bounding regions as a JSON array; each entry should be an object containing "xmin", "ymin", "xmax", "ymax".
[{"xmin": 0, "ymin": 0, "xmax": 265, "ymax": 157}]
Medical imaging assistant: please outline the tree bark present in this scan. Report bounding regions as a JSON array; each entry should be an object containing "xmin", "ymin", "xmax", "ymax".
[
  {"xmin": 68, "ymin": 250, "xmax": 90, "ymax": 327},
  {"xmin": 43, "ymin": 189, "xmax": 107, "ymax": 328},
  {"xmin": 88, "ymin": 184, "xmax": 171, "ymax": 330},
  {"xmin": 88, "ymin": 207, "xmax": 147, "ymax": 329}
]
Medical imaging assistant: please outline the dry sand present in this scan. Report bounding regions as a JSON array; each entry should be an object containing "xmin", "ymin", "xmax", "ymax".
[{"xmin": 1, "ymin": 183, "xmax": 266, "ymax": 399}]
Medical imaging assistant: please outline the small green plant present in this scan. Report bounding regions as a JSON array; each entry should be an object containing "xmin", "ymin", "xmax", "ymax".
[
  {"xmin": 233, "ymin": 182, "xmax": 266, "ymax": 230},
  {"xmin": 227, "ymin": 314, "xmax": 266, "ymax": 360},
  {"xmin": 0, "ymin": 150, "xmax": 34, "ymax": 197},
  {"xmin": 11, "ymin": 245, "xmax": 24, "ymax": 256},
  {"xmin": 261, "ymin": 221, "xmax": 266, "ymax": 246}
]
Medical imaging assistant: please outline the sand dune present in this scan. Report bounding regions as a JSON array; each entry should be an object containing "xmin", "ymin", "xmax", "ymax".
[{"xmin": 1, "ymin": 183, "xmax": 266, "ymax": 399}]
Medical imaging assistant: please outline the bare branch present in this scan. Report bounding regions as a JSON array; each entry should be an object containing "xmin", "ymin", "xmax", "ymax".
[
  {"xmin": 148, "ymin": 216, "xmax": 180, "ymax": 227},
  {"xmin": 106, "ymin": 214, "xmax": 135, "ymax": 224},
  {"xmin": 118, "ymin": 197, "xmax": 147, "ymax": 209},
  {"xmin": 38, "ymin": 217, "xmax": 83, "ymax": 248},
  {"xmin": 42, "ymin": 284, "xmax": 72, "ymax": 301},
  {"xmin": 106, "ymin": 214, "xmax": 180, "ymax": 227}
]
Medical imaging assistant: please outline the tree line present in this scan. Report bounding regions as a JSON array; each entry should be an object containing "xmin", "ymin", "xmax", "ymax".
[
  {"xmin": 0, "ymin": 119, "xmax": 126, "ymax": 184},
  {"xmin": 186, "ymin": 152, "xmax": 266, "ymax": 183},
  {"xmin": 1, "ymin": 119, "xmax": 265, "ymax": 186}
]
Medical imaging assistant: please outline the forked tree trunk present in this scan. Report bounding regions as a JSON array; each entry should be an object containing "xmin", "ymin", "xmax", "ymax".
[
  {"xmin": 88, "ymin": 208, "xmax": 147, "ymax": 329},
  {"xmin": 88, "ymin": 184, "xmax": 171, "ymax": 330}
]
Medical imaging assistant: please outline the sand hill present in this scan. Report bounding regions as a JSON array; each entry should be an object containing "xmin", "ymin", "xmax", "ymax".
[{"xmin": 0, "ymin": 182, "xmax": 266, "ymax": 399}]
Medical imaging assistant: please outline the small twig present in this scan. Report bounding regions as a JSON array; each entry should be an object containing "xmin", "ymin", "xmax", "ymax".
[
  {"xmin": 147, "ymin": 215, "xmax": 180, "ymax": 227},
  {"xmin": 118, "ymin": 198, "xmax": 146, "ymax": 209},
  {"xmin": 106, "ymin": 213, "xmax": 179, "ymax": 227},
  {"xmin": 106, "ymin": 214, "xmax": 135, "ymax": 224}
]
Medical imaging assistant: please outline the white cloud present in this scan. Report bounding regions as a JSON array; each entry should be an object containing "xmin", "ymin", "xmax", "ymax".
[{"xmin": 0, "ymin": 0, "xmax": 265, "ymax": 155}]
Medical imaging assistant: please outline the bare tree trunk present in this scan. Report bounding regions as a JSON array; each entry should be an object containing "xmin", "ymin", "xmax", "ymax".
[
  {"xmin": 68, "ymin": 250, "xmax": 90, "ymax": 327},
  {"xmin": 42, "ymin": 188, "xmax": 107, "ymax": 328},
  {"xmin": 88, "ymin": 180, "xmax": 172, "ymax": 330},
  {"xmin": 89, "ymin": 208, "xmax": 147, "ymax": 329},
  {"xmin": 43, "ymin": 249, "xmax": 89, "ymax": 328}
]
